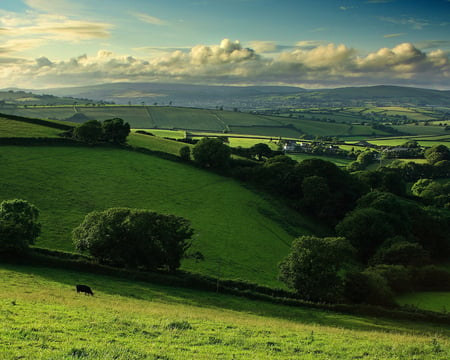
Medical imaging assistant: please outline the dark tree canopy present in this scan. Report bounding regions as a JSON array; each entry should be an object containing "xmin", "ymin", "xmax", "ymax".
[
  {"xmin": 279, "ymin": 236, "xmax": 355, "ymax": 302},
  {"xmin": 73, "ymin": 118, "xmax": 130, "ymax": 145},
  {"xmin": 0, "ymin": 199, "xmax": 41, "ymax": 254},
  {"xmin": 192, "ymin": 137, "xmax": 231, "ymax": 169},
  {"xmin": 73, "ymin": 120, "xmax": 103, "ymax": 144},
  {"xmin": 72, "ymin": 208, "xmax": 193, "ymax": 271},
  {"xmin": 102, "ymin": 118, "xmax": 130, "ymax": 144}
]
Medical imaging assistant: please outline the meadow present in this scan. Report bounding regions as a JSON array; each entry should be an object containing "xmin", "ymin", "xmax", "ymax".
[
  {"xmin": 0, "ymin": 144, "xmax": 314, "ymax": 287},
  {"xmin": 1, "ymin": 263, "xmax": 450, "ymax": 360},
  {"xmin": 397, "ymin": 292, "xmax": 450, "ymax": 313}
]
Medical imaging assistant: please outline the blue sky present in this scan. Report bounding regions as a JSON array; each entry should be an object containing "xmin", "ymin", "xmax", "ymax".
[{"xmin": 1, "ymin": 0, "xmax": 449, "ymax": 89}]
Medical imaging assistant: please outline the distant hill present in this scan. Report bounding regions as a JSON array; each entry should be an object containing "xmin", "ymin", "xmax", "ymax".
[
  {"xmin": 27, "ymin": 83, "xmax": 450, "ymax": 109},
  {"xmin": 31, "ymin": 83, "xmax": 304, "ymax": 110}
]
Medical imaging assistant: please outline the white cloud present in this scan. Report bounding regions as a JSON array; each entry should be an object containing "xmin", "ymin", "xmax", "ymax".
[
  {"xmin": 131, "ymin": 12, "xmax": 168, "ymax": 26},
  {"xmin": 0, "ymin": 39, "xmax": 449, "ymax": 89}
]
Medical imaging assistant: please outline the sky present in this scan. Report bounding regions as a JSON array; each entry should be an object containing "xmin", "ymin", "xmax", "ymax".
[{"xmin": 1, "ymin": 0, "xmax": 450, "ymax": 89}]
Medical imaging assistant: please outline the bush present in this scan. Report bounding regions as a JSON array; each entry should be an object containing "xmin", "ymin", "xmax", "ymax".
[
  {"xmin": 370, "ymin": 240, "xmax": 430, "ymax": 267},
  {"xmin": 344, "ymin": 270, "xmax": 396, "ymax": 307}
]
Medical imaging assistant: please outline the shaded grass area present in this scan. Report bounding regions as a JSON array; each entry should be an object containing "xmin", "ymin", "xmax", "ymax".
[
  {"xmin": 0, "ymin": 145, "xmax": 312, "ymax": 286},
  {"xmin": 1, "ymin": 263, "xmax": 450, "ymax": 360},
  {"xmin": 287, "ymin": 153, "xmax": 353, "ymax": 167},
  {"xmin": 397, "ymin": 292, "xmax": 450, "ymax": 313}
]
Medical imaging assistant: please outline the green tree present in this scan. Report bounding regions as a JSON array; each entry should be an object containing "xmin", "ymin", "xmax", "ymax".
[
  {"xmin": 250, "ymin": 143, "xmax": 272, "ymax": 161},
  {"xmin": 102, "ymin": 118, "xmax": 130, "ymax": 144},
  {"xmin": 279, "ymin": 236, "xmax": 355, "ymax": 302},
  {"xmin": 424, "ymin": 145, "xmax": 450, "ymax": 165},
  {"xmin": 179, "ymin": 146, "xmax": 191, "ymax": 161},
  {"xmin": 73, "ymin": 208, "xmax": 193, "ymax": 271},
  {"xmin": 73, "ymin": 120, "xmax": 102, "ymax": 144},
  {"xmin": 192, "ymin": 137, "xmax": 231, "ymax": 169},
  {"xmin": 336, "ymin": 207, "xmax": 397, "ymax": 261},
  {"xmin": 0, "ymin": 199, "xmax": 41, "ymax": 254}
]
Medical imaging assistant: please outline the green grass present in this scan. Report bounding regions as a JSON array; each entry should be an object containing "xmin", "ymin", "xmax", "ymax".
[
  {"xmin": 287, "ymin": 154, "xmax": 353, "ymax": 167},
  {"xmin": 127, "ymin": 132, "xmax": 191, "ymax": 156},
  {"xmin": 0, "ymin": 145, "xmax": 313, "ymax": 287},
  {"xmin": 2, "ymin": 263, "xmax": 450, "ymax": 360},
  {"xmin": 0, "ymin": 117, "xmax": 62, "ymax": 137},
  {"xmin": 397, "ymin": 292, "xmax": 450, "ymax": 313}
]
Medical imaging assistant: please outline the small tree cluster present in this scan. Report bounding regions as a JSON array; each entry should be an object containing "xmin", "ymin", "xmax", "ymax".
[
  {"xmin": 72, "ymin": 208, "xmax": 194, "ymax": 272},
  {"xmin": 73, "ymin": 118, "xmax": 130, "ymax": 145},
  {"xmin": 0, "ymin": 199, "xmax": 41, "ymax": 255}
]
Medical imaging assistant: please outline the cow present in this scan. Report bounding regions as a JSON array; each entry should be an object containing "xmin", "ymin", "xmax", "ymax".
[{"xmin": 76, "ymin": 284, "xmax": 94, "ymax": 296}]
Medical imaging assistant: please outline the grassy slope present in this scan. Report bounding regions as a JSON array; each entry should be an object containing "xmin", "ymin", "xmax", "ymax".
[
  {"xmin": 0, "ymin": 144, "xmax": 313, "ymax": 287},
  {"xmin": 1, "ymin": 263, "xmax": 450, "ymax": 360},
  {"xmin": 0, "ymin": 117, "xmax": 62, "ymax": 138}
]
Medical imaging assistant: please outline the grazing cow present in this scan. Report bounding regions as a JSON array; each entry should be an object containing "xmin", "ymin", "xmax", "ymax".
[{"xmin": 76, "ymin": 284, "xmax": 94, "ymax": 296}]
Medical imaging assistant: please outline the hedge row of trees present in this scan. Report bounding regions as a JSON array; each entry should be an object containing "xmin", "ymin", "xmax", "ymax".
[{"xmin": 73, "ymin": 118, "xmax": 130, "ymax": 145}]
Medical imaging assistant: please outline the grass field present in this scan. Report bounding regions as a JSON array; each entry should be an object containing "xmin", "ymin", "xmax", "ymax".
[
  {"xmin": 0, "ymin": 117, "xmax": 62, "ymax": 138},
  {"xmin": 1, "ymin": 263, "xmax": 450, "ymax": 360},
  {"xmin": 287, "ymin": 153, "xmax": 353, "ymax": 167},
  {"xmin": 0, "ymin": 145, "xmax": 314, "ymax": 287},
  {"xmin": 397, "ymin": 292, "xmax": 450, "ymax": 313}
]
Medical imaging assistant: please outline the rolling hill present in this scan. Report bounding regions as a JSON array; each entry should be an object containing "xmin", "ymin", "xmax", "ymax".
[
  {"xmin": 0, "ymin": 117, "xmax": 316, "ymax": 286},
  {"xmin": 27, "ymin": 83, "xmax": 450, "ymax": 109}
]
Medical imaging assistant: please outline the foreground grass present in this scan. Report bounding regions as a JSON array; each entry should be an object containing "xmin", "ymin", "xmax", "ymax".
[
  {"xmin": 1, "ymin": 264, "xmax": 450, "ymax": 360},
  {"xmin": 0, "ymin": 145, "xmax": 313, "ymax": 286}
]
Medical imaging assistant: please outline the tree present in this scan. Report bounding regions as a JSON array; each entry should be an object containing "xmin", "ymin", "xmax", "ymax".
[
  {"xmin": 72, "ymin": 208, "xmax": 193, "ymax": 271},
  {"xmin": 335, "ymin": 207, "xmax": 397, "ymax": 261},
  {"xmin": 0, "ymin": 199, "xmax": 41, "ymax": 254},
  {"xmin": 179, "ymin": 146, "xmax": 191, "ymax": 161},
  {"xmin": 424, "ymin": 145, "xmax": 450, "ymax": 165},
  {"xmin": 73, "ymin": 120, "xmax": 103, "ymax": 144},
  {"xmin": 250, "ymin": 143, "xmax": 272, "ymax": 161},
  {"xmin": 102, "ymin": 118, "xmax": 130, "ymax": 144},
  {"xmin": 192, "ymin": 137, "xmax": 231, "ymax": 169},
  {"xmin": 279, "ymin": 236, "xmax": 355, "ymax": 302}
]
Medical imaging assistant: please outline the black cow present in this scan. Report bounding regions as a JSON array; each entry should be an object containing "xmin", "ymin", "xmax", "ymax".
[{"xmin": 76, "ymin": 284, "xmax": 94, "ymax": 296}]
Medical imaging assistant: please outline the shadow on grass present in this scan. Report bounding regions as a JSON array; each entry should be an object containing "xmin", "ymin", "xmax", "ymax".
[{"xmin": 2, "ymin": 261, "xmax": 450, "ymax": 337}]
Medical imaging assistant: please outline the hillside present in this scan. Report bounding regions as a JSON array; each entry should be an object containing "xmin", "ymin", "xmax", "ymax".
[
  {"xmin": 29, "ymin": 83, "xmax": 450, "ymax": 109},
  {"xmin": 0, "ymin": 140, "xmax": 313, "ymax": 287},
  {"xmin": 1, "ymin": 263, "xmax": 450, "ymax": 359},
  {"xmin": 0, "ymin": 105, "xmax": 396, "ymax": 138}
]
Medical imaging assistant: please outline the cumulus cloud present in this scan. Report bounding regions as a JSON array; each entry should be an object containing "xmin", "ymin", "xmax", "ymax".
[{"xmin": 0, "ymin": 39, "xmax": 449, "ymax": 89}]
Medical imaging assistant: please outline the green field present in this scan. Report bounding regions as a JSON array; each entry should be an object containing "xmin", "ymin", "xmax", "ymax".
[
  {"xmin": 287, "ymin": 154, "xmax": 353, "ymax": 167},
  {"xmin": 0, "ymin": 117, "xmax": 62, "ymax": 138},
  {"xmin": 397, "ymin": 292, "xmax": 450, "ymax": 313},
  {"xmin": 0, "ymin": 145, "xmax": 314, "ymax": 287},
  {"xmin": 2, "ymin": 263, "xmax": 450, "ymax": 360}
]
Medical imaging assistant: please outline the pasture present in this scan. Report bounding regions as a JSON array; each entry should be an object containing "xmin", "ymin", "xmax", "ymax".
[
  {"xmin": 397, "ymin": 292, "xmax": 450, "ymax": 313},
  {"xmin": 0, "ymin": 117, "xmax": 62, "ymax": 138},
  {"xmin": 1, "ymin": 263, "xmax": 450, "ymax": 359},
  {"xmin": 0, "ymin": 145, "xmax": 313, "ymax": 287}
]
